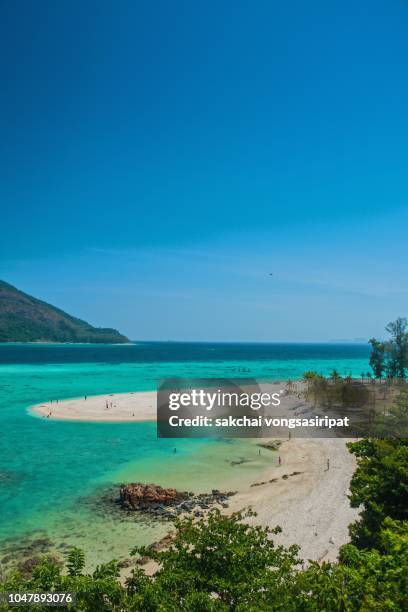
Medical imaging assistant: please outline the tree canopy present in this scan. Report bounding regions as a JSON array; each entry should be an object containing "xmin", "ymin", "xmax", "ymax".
[{"xmin": 369, "ymin": 317, "xmax": 408, "ymax": 379}]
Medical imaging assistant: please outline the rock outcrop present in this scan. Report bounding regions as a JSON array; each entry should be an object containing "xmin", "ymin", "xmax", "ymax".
[
  {"xmin": 119, "ymin": 483, "xmax": 186, "ymax": 510},
  {"xmin": 118, "ymin": 483, "xmax": 236, "ymax": 520}
]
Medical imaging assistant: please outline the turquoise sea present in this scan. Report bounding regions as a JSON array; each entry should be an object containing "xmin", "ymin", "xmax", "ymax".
[{"xmin": 0, "ymin": 342, "xmax": 370, "ymax": 569}]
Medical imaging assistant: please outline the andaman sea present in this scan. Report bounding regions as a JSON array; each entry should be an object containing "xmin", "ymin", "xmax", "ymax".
[{"xmin": 0, "ymin": 342, "xmax": 370, "ymax": 569}]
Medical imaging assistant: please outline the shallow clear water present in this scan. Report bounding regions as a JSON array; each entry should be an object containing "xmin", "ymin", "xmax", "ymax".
[{"xmin": 0, "ymin": 342, "xmax": 370, "ymax": 568}]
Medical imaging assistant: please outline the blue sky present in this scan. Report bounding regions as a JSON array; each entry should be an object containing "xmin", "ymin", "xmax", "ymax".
[{"xmin": 1, "ymin": 1, "xmax": 408, "ymax": 341}]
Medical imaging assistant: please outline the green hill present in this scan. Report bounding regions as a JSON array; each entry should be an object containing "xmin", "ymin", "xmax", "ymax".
[{"xmin": 0, "ymin": 280, "xmax": 130, "ymax": 343}]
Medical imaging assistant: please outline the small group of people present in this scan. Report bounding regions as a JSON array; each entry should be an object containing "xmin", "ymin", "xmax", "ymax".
[{"xmin": 46, "ymin": 398, "xmax": 59, "ymax": 417}]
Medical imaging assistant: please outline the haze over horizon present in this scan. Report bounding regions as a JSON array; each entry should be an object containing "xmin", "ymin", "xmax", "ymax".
[{"xmin": 1, "ymin": 1, "xmax": 407, "ymax": 342}]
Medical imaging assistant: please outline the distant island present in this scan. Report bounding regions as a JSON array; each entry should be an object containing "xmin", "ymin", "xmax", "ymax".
[{"xmin": 0, "ymin": 280, "xmax": 129, "ymax": 343}]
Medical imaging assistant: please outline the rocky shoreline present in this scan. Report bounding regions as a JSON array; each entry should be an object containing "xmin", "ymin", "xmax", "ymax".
[{"xmin": 119, "ymin": 482, "xmax": 236, "ymax": 520}]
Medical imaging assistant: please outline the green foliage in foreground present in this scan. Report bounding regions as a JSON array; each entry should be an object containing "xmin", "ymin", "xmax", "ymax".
[
  {"xmin": 1, "ymin": 506, "xmax": 408, "ymax": 611},
  {"xmin": 298, "ymin": 518, "xmax": 408, "ymax": 611},
  {"xmin": 347, "ymin": 437, "xmax": 408, "ymax": 549},
  {"xmin": 128, "ymin": 509, "xmax": 300, "ymax": 611}
]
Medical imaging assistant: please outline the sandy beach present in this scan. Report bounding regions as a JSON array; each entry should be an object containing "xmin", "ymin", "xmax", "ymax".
[
  {"xmin": 229, "ymin": 437, "xmax": 358, "ymax": 563},
  {"xmin": 30, "ymin": 391, "xmax": 157, "ymax": 422},
  {"xmin": 135, "ymin": 436, "xmax": 358, "ymax": 583},
  {"xmin": 29, "ymin": 381, "xmax": 293, "ymax": 423},
  {"xmin": 30, "ymin": 390, "xmax": 359, "ymax": 564},
  {"xmin": 29, "ymin": 382, "xmax": 287, "ymax": 423}
]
